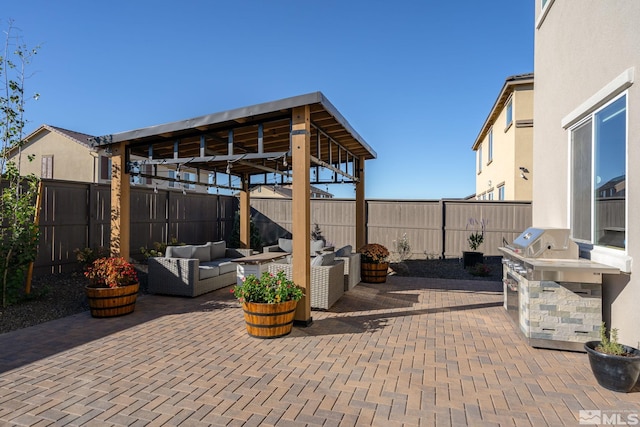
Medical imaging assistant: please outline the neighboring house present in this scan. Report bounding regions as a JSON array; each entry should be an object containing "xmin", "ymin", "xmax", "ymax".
[
  {"xmin": 8, "ymin": 125, "xmax": 110, "ymax": 183},
  {"xmin": 472, "ymin": 73, "xmax": 534, "ymax": 201},
  {"xmin": 9, "ymin": 124, "xmax": 210, "ymax": 192},
  {"xmin": 249, "ymin": 184, "xmax": 333, "ymax": 199},
  {"xmin": 533, "ymin": 1, "xmax": 639, "ymax": 344}
]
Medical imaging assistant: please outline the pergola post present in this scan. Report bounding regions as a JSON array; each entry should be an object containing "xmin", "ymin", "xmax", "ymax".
[
  {"xmin": 110, "ymin": 142, "xmax": 130, "ymax": 259},
  {"xmin": 291, "ymin": 105, "xmax": 312, "ymax": 325},
  {"xmin": 239, "ymin": 174, "xmax": 250, "ymax": 249},
  {"xmin": 355, "ymin": 156, "xmax": 366, "ymax": 250}
]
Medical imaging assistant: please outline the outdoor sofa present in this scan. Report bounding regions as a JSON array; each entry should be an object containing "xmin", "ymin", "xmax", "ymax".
[{"xmin": 148, "ymin": 241, "xmax": 252, "ymax": 297}]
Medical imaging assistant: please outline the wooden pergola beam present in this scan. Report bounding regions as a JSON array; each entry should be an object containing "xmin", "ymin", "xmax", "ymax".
[
  {"xmin": 110, "ymin": 142, "xmax": 131, "ymax": 259},
  {"xmin": 291, "ymin": 106, "xmax": 312, "ymax": 325}
]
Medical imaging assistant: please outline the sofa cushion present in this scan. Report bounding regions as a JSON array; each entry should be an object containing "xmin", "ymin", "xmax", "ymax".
[
  {"xmin": 311, "ymin": 254, "xmax": 324, "ymax": 266},
  {"xmin": 167, "ymin": 245, "xmax": 193, "ymax": 259},
  {"xmin": 217, "ymin": 260, "xmax": 237, "ymax": 275},
  {"xmin": 210, "ymin": 241, "xmax": 226, "ymax": 259},
  {"xmin": 199, "ymin": 262, "xmax": 220, "ymax": 280},
  {"xmin": 321, "ymin": 252, "xmax": 335, "ymax": 266},
  {"xmin": 193, "ymin": 243, "xmax": 211, "ymax": 262},
  {"xmin": 278, "ymin": 238, "xmax": 293, "ymax": 253},
  {"xmin": 310, "ymin": 239, "xmax": 324, "ymax": 253},
  {"xmin": 335, "ymin": 245, "xmax": 352, "ymax": 257},
  {"xmin": 207, "ymin": 258, "xmax": 237, "ymax": 275}
]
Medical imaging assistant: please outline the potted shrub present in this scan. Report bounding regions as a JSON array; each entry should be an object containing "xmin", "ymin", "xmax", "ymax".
[
  {"xmin": 584, "ymin": 322, "xmax": 640, "ymax": 393},
  {"xmin": 358, "ymin": 243, "xmax": 390, "ymax": 283},
  {"xmin": 463, "ymin": 218, "xmax": 486, "ymax": 268},
  {"xmin": 84, "ymin": 257, "xmax": 140, "ymax": 318},
  {"xmin": 232, "ymin": 271, "xmax": 304, "ymax": 338}
]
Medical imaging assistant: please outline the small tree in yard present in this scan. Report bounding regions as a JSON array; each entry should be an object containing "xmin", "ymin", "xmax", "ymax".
[{"xmin": 0, "ymin": 21, "xmax": 40, "ymax": 307}]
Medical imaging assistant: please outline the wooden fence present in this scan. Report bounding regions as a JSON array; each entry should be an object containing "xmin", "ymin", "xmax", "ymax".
[
  {"xmin": 25, "ymin": 179, "xmax": 531, "ymax": 274},
  {"xmin": 35, "ymin": 180, "xmax": 237, "ymax": 274},
  {"xmin": 250, "ymin": 198, "xmax": 532, "ymax": 260}
]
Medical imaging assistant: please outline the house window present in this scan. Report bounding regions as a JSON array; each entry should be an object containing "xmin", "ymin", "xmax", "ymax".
[
  {"xmin": 41, "ymin": 155, "xmax": 53, "ymax": 179},
  {"xmin": 487, "ymin": 192, "xmax": 494, "ymax": 201},
  {"xmin": 570, "ymin": 93, "xmax": 626, "ymax": 250},
  {"xmin": 477, "ymin": 144, "xmax": 483, "ymax": 173},
  {"xmin": 506, "ymin": 98, "xmax": 513, "ymax": 128},
  {"xmin": 100, "ymin": 156, "xmax": 111, "ymax": 180},
  {"xmin": 498, "ymin": 185, "xmax": 505, "ymax": 200},
  {"xmin": 488, "ymin": 128, "xmax": 493, "ymax": 163}
]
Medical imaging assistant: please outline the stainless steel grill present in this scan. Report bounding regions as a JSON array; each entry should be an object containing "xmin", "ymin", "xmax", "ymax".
[{"xmin": 499, "ymin": 227, "xmax": 618, "ymax": 352}]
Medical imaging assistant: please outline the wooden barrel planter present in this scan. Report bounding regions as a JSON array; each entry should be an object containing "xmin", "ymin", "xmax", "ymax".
[
  {"xmin": 242, "ymin": 300, "xmax": 298, "ymax": 338},
  {"xmin": 361, "ymin": 262, "xmax": 389, "ymax": 283},
  {"xmin": 85, "ymin": 283, "xmax": 139, "ymax": 318}
]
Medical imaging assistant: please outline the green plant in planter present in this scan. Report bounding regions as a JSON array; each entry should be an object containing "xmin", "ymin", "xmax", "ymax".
[
  {"xmin": 466, "ymin": 218, "xmax": 486, "ymax": 251},
  {"xmin": 596, "ymin": 322, "xmax": 626, "ymax": 356},
  {"xmin": 231, "ymin": 271, "xmax": 304, "ymax": 304}
]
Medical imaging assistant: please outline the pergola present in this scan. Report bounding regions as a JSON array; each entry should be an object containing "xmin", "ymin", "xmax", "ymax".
[{"xmin": 91, "ymin": 92, "xmax": 377, "ymax": 324}]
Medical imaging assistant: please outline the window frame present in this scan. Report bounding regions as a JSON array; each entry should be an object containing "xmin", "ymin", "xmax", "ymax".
[
  {"xmin": 477, "ymin": 143, "xmax": 483, "ymax": 173},
  {"xmin": 487, "ymin": 127, "xmax": 493, "ymax": 163},
  {"xmin": 536, "ymin": 0, "xmax": 555, "ymax": 29},
  {"xmin": 568, "ymin": 91, "xmax": 631, "ymax": 271},
  {"xmin": 505, "ymin": 97, "xmax": 513, "ymax": 130},
  {"xmin": 41, "ymin": 155, "xmax": 54, "ymax": 179}
]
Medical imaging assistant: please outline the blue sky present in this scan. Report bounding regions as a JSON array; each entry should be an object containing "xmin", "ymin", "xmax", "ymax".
[{"xmin": 3, "ymin": 1, "xmax": 534, "ymax": 199}]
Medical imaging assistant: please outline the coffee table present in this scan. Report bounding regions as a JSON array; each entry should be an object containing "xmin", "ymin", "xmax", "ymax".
[{"xmin": 235, "ymin": 252, "xmax": 290, "ymax": 285}]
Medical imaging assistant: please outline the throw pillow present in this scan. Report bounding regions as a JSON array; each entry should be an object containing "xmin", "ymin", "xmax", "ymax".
[
  {"xmin": 167, "ymin": 245, "xmax": 193, "ymax": 259},
  {"xmin": 193, "ymin": 245, "xmax": 211, "ymax": 262},
  {"xmin": 278, "ymin": 238, "xmax": 293, "ymax": 253},
  {"xmin": 321, "ymin": 252, "xmax": 335, "ymax": 266},
  {"xmin": 311, "ymin": 254, "xmax": 324, "ymax": 266},
  {"xmin": 335, "ymin": 245, "xmax": 352, "ymax": 257},
  {"xmin": 210, "ymin": 241, "xmax": 226, "ymax": 259}
]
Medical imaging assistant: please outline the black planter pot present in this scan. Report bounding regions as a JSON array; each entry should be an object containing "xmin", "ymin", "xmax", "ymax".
[
  {"xmin": 462, "ymin": 251, "xmax": 483, "ymax": 268},
  {"xmin": 584, "ymin": 341, "xmax": 640, "ymax": 393}
]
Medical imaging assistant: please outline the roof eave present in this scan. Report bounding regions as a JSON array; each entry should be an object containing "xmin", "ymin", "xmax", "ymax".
[
  {"xmin": 91, "ymin": 91, "xmax": 377, "ymax": 160},
  {"xmin": 471, "ymin": 73, "xmax": 534, "ymax": 151}
]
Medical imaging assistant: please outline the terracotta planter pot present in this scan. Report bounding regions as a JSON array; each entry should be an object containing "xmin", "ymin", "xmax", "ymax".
[
  {"xmin": 361, "ymin": 262, "xmax": 389, "ymax": 283},
  {"xmin": 242, "ymin": 300, "xmax": 298, "ymax": 338},
  {"xmin": 85, "ymin": 283, "xmax": 139, "ymax": 318}
]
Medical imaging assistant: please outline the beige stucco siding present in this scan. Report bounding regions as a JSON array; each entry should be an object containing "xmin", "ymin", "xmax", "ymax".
[
  {"xmin": 17, "ymin": 130, "xmax": 95, "ymax": 182},
  {"xmin": 533, "ymin": 1, "xmax": 640, "ymax": 345},
  {"xmin": 475, "ymin": 85, "xmax": 533, "ymax": 201}
]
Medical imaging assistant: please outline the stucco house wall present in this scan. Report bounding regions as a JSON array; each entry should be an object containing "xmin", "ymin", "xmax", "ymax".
[
  {"xmin": 13, "ymin": 126, "xmax": 97, "ymax": 182},
  {"xmin": 533, "ymin": 1, "xmax": 640, "ymax": 346},
  {"xmin": 474, "ymin": 75, "xmax": 534, "ymax": 201}
]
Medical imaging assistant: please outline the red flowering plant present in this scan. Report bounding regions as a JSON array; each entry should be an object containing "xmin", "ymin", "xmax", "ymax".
[
  {"xmin": 358, "ymin": 243, "xmax": 390, "ymax": 264},
  {"xmin": 231, "ymin": 271, "xmax": 304, "ymax": 304},
  {"xmin": 84, "ymin": 257, "xmax": 139, "ymax": 288}
]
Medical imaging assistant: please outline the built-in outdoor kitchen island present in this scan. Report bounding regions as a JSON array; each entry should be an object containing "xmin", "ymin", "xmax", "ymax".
[{"xmin": 499, "ymin": 228, "xmax": 619, "ymax": 352}]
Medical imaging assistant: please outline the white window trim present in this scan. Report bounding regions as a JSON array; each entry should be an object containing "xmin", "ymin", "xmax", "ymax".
[
  {"xmin": 567, "ymin": 91, "xmax": 631, "ymax": 272},
  {"xmin": 536, "ymin": 0, "xmax": 555, "ymax": 29},
  {"xmin": 562, "ymin": 68, "xmax": 634, "ymax": 129},
  {"xmin": 504, "ymin": 96, "xmax": 514, "ymax": 131}
]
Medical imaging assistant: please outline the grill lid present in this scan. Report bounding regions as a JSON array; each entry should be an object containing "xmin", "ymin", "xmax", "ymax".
[{"xmin": 508, "ymin": 227, "xmax": 578, "ymax": 259}]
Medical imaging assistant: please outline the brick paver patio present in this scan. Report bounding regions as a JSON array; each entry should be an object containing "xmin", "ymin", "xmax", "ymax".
[{"xmin": 0, "ymin": 275, "xmax": 638, "ymax": 426}]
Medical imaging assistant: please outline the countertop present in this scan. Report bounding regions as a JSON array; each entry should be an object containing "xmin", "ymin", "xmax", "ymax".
[{"xmin": 498, "ymin": 247, "xmax": 619, "ymax": 275}]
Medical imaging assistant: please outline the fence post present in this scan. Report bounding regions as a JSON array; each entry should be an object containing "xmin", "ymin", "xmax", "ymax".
[{"xmin": 440, "ymin": 200, "xmax": 446, "ymax": 259}]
